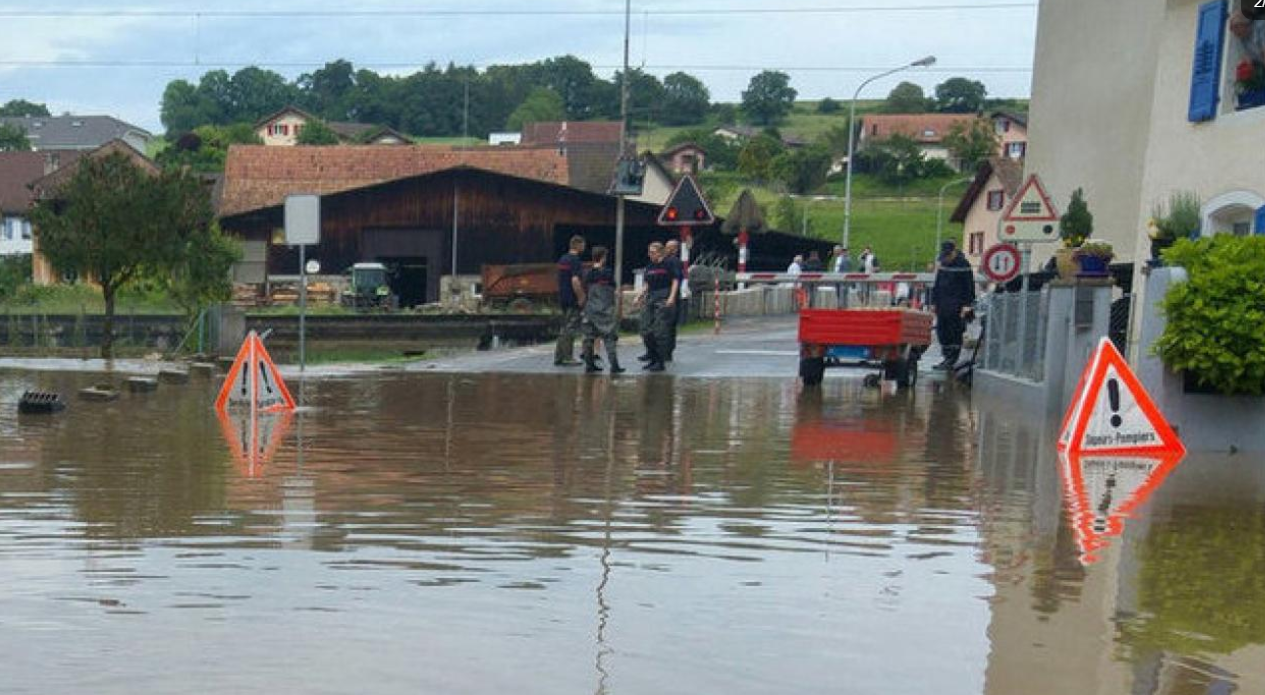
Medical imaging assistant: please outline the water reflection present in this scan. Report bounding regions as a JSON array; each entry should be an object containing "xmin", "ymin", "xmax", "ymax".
[
  {"xmin": 0, "ymin": 369, "xmax": 1262, "ymax": 694},
  {"xmin": 1059, "ymin": 452, "xmax": 1184, "ymax": 565}
]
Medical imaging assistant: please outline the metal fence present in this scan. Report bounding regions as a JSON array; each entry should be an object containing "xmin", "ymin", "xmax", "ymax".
[{"xmin": 981, "ymin": 290, "xmax": 1047, "ymax": 382}]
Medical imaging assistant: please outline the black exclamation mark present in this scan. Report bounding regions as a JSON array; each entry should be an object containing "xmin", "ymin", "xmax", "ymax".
[{"xmin": 1108, "ymin": 379, "xmax": 1122, "ymax": 428}]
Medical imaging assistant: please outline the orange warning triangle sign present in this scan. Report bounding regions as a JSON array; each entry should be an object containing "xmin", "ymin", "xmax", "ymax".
[
  {"xmin": 1059, "ymin": 450, "xmax": 1184, "ymax": 564},
  {"xmin": 1058, "ymin": 338, "xmax": 1184, "ymax": 456},
  {"xmin": 215, "ymin": 331, "xmax": 296, "ymax": 414},
  {"xmin": 1000, "ymin": 174, "xmax": 1059, "ymax": 222}
]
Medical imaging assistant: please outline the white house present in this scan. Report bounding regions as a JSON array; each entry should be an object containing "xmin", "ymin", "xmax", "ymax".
[{"xmin": 1026, "ymin": 0, "xmax": 1265, "ymax": 269}]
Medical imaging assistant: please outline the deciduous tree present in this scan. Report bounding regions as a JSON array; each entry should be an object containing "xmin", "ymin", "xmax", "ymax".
[
  {"xmin": 741, "ymin": 71, "xmax": 797, "ymax": 126},
  {"xmin": 0, "ymin": 124, "xmax": 31, "ymax": 152},
  {"xmin": 661, "ymin": 72, "xmax": 711, "ymax": 125},
  {"xmin": 884, "ymin": 82, "xmax": 930, "ymax": 113},
  {"xmin": 943, "ymin": 117, "xmax": 999, "ymax": 172},
  {"xmin": 29, "ymin": 153, "xmax": 219, "ymax": 358},
  {"xmin": 935, "ymin": 77, "xmax": 987, "ymax": 114},
  {"xmin": 296, "ymin": 119, "xmax": 342, "ymax": 146},
  {"xmin": 0, "ymin": 99, "xmax": 50, "ymax": 117},
  {"xmin": 505, "ymin": 87, "xmax": 566, "ymax": 131}
]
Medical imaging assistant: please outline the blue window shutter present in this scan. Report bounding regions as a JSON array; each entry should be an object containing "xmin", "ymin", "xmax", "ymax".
[
  {"xmin": 1189, "ymin": 0, "xmax": 1227, "ymax": 122},
  {"xmin": 1255, "ymin": 205, "xmax": 1265, "ymax": 235}
]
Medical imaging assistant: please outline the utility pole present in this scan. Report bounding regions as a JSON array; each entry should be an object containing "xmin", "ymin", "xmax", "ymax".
[
  {"xmin": 452, "ymin": 82, "xmax": 469, "ymax": 281},
  {"xmin": 614, "ymin": 0, "xmax": 631, "ymax": 318}
]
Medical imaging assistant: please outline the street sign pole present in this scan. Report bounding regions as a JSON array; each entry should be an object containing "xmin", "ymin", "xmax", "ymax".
[
  {"xmin": 285, "ymin": 194, "xmax": 320, "ymax": 409},
  {"xmin": 1016, "ymin": 242, "xmax": 1031, "ymax": 376},
  {"xmin": 299, "ymin": 244, "xmax": 307, "ymax": 380}
]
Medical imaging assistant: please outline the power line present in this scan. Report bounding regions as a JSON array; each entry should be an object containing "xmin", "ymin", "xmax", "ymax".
[
  {"xmin": 0, "ymin": 3, "xmax": 1037, "ymax": 18},
  {"xmin": 0, "ymin": 59, "xmax": 1033, "ymax": 73}
]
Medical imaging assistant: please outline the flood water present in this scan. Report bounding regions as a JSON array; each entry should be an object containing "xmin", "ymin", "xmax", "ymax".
[{"xmin": 1, "ymin": 369, "xmax": 1263, "ymax": 694}]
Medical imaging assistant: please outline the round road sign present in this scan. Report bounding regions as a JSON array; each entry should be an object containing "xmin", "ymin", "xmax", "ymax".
[
  {"xmin": 305, "ymin": 259, "xmax": 321, "ymax": 275},
  {"xmin": 982, "ymin": 243, "xmax": 1022, "ymax": 284}
]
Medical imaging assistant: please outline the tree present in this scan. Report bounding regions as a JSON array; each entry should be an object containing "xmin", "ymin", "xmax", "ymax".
[
  {"xmin": 298, "ymin": 60, "xmax": 356, "ymax": 121},
  {"xmin": 885, "ymin": 81, "xmax": 930, "ymax": 113},
  {"xmin": 818, "ymin": 123, "xmax": 852, "ymax": 158},
  {"xmin": 741, "ymin": 70, "xmax": 797, "ymax": 126},
  {"xmin": 162, "ymin": 224, "xmax": 240, "ymax": 320},
  {"xmin": 28, "ymin": 153, "xmax": 217, "ymax": 358},
  {"xmin": 228, "ymin": 66, "xmax": 296, "ymax": 123},
  {"xmin": 156, "ymin": 123, "xmax": 262, "ymax": 173},
  {"xmin": 661, "ymin": 72, "xmax": 711, "ymax": 125},
  {"xmin": 943, "ymin": 117, "xmax": 999, "ymax": 172},
  {"xmin": 935, "ymin": 77, "xmax": 987, "ymax": 113},
  {"xmin": 771, "ymin": 145, "xmax": 833, "ymax": 195},
  {"xmin": 505, "ymin": 87, "xmax": 566, "ymax": 131},
  {"xmin": 613, "ymin": 69, "xmax": 666, "ymax": 123},
  {"xmin": 296, "ymin": 119, "xmax": 342, "ymax": 145},
  {"xmin": 0, "ymin": 124, "xmax": 31, "ymax": 152},
  {"xmin": 862, "ymin": 133, "xmax": 929, "ymax": 184},
  {"xmin": 737, "ymin": 134, "xmax": 786, "ymax": 182},
  {"xmin": 0, "ymin": 99, "xmax": 51, "ymax": 117},
  {"xmin": 817, "ymin": 98, "xmax": 842, "ymax": 114},
  {"xmin": 775, "ymin": 196, "xmax": 805, "ymax": 234},
  {"xmin": 1060, "ymin": 188, "xmax": 1094, "ymax": 247}
]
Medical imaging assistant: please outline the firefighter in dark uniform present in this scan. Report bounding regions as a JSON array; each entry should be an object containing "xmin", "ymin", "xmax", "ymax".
[
  {"xmin": 662, "ymin": 239, "xmax": 686, "ymax": 362},
  {"xmin": 637, "ymin": 242, "xmax": 679, "ymax": 373},
  {"xmin": 581, "ymin": 246, "xmax": 625, "ymax": 374},
  {"xmin": 554, "ymin": 235, "xmax": 586, "ymax": 366},
  {"xmin": 930, "ymin": 240, "xmax": 976, "ymax": 369}
]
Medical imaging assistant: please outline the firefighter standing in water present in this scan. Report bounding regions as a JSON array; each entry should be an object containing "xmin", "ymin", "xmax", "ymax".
[
  {"xmin": 637, "ymin": 242, "xmax": 679, "ymax": 373},
  {"xmin": 554, "ymin": 235, "xmax": 586, "ymax": 366},
  {"xmin": 581, "ymin": 246, "xmax": 625, "ymax": 374},
  {"xmin": 662, "ymin": 239, "xmax": 687, "ymax": 362},
  {"xmin": 930, "ymin": 240, "xmax": 976, "ymax": 369}
]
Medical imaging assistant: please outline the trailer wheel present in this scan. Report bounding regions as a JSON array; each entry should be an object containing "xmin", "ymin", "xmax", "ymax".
[
  {"xmin": 885, "ymin": 358, "xmax": 915, "ymax": 388},
  {"xmin": 800, "ymin": 356, "xmax": 825, "ymax": 387}
]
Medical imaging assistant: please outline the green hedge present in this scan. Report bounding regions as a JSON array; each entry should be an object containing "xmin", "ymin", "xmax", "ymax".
[{"xmin": 1157, "ymin": 235, "xmax": 1265, "ymax": 396}]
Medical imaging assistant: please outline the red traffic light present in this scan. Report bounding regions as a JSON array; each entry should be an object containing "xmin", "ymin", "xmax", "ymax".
[{"xmin": 666, "ymin": 207, "xmax": 679, "ymax": 221}]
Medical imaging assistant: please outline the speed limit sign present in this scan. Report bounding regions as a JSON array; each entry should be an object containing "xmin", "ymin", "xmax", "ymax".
[{"xmin": 982, "ymin": 243, "xmax": 1022, "ymax": 283}]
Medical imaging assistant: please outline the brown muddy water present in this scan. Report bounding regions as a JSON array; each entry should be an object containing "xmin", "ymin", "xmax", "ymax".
[{"xmin": 1, "ymin": 370, "xmax": 1263, "ymax": 695}]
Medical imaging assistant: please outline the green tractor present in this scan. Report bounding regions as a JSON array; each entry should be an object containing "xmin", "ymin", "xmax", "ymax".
[{"xmin": 341, "ymin": 262, "xmax": 396, "ymax": 310}]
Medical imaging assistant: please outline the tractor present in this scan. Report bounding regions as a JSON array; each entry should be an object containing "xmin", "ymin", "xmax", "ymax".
[{"xmin": 340, "ymin": 263, "xmax": 396, "ymax": 310}]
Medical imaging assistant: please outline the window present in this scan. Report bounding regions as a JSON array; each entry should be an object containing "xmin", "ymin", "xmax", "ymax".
[
  {"xmin": 1006, "ymin": 142, "xmax": 1027, "ymax": 159},
  {"xmin": 20, "ymin": 220, "xmax": 31, "ymax": 240},
  {"xmin": 987, "ymin": 190, "xmax": 1005, "ymax": 211},
  {"xmin": 1, "ymin": 217, "xmax": 27, "ymax": 242},
  {"xmin": 922, "ymin": 129, "xmax": 936, "ymax": 138},
  {"xmin": 270, "ymin": 123, "xmax": 290, "ymax": 136},
  {"xmin": 871, "ymin": 124, "xmax": 879, "ymax": 136},
  {"xmin": 969, "ymin": 232, "xmax": 985, "ymax": 255},
  {"xmin": 1224, "ymin": 2, "xmax": 1265, "ymax": 112},
  {"xmin": 995, "ymin": 118, "xmax": 1010, "ymax": 134}
]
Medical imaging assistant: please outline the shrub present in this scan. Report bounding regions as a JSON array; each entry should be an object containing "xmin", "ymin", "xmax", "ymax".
[
  {"xmin": 816, "ymin": 98, "xmax": 841, "ymax": 114},
  {"xmin": 1156, "ymin": 235, "xmax": 1265, "ymax": 396},
  {"xmin": 1060, "ymin": 188, "xmax": 1093, "ymax": 248}
]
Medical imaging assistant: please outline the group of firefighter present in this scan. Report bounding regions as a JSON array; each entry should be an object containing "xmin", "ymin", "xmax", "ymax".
[
  {"xmin": 554, "ymin": 235, "xmax": 685, "ymax": 375},
  {"xmin": 552, "ymin": 235, "xmax": 977, "ymax": 376}
]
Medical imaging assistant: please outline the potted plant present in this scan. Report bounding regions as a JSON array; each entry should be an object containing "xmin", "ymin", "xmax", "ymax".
[
  {"xmin": 1074, "ymin": 241, "xmax": 1114, "ymax": 277},
  {"xmin": 1235, "ymin": 58, "xmax": 1265, "ymax": 111},
  {"xmin": 1147, "ymin": 191, "xmax": 1201, "ymax": 266},
  {"xmin": 1055, "ymin": 188, "xmax": 1093, "ymax": 280},
  {"xmin": 1156, "ymin": 236, "xmax": 1265, "ymax": 396}
]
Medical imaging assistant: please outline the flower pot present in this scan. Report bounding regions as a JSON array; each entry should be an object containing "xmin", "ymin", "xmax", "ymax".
[
  {"xmin": 1077, "ymin": 255, "xmax": 1111, "ymax": 277},
  {"xmin": 1054, "ymin": 247, "xmax": 1080, "ymax": 280},
  {"xmin": 1237, "ymin": 88, "xmax": 1265, "ymax": 111},
  {"xmin": 1149, "ymin": 237, "xmax": 1175, "ymax": 265}
]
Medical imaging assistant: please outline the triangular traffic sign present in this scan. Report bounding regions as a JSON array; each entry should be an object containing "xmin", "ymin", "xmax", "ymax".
[
  {"xmin": 1059, "ymin": 450, "xmax": 1184, "ymax": 564},
  {"xmin": 1001, "ymin": 174, "xmax": 1059, "ymax": 222},
  {"xmin": 215, "ymin": 331, "xmax": 297, "ymax": 414},
  {"xmin": 999, "ymin": 174, "xmax": 1060, "ymax": 242},
  {"xmin": 657, "ymin": 174, "xmax": 715, "ymax": 227},
  {"xmin": 1058, "ymin": 338, "xmax": 1184, "ymax": 456}
]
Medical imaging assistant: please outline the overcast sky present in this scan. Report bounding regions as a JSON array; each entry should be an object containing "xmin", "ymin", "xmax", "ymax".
[{"xmin": 0, "ymin": 1, "xmax": 1038, "ymax": 133}]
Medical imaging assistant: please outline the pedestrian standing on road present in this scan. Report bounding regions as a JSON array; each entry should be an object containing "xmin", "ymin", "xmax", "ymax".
[
  {"xmin": 554, "ymin": 235, "xmax": 587, "ymax": 367},
  {"xmin": 636, "ymin": 242, "xmax": 678, "ymax": 373},
  {"xmin": 787, "ymin": 254, "xmax": 804, "ymax": 277},
  {"xmin": 860, "ymin": 246, "xmax": 878, "ymax": 274},
  {"xmin": 930, "ymin": 240, "xmax": 976, "ymax": 370},
  {"xmin": 663, "ymin": 239, "xmax": 687, "ymax": 362},
  {"xmin": 831, "ymin": 246, "xmax": 852, "ymax": 273},
  {"xmin": 581, "ymin": 246, "xmax": 625, "ymax": 375}
]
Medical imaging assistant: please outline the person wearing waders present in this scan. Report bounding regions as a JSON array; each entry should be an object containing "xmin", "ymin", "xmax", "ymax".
[
  {"xmin": 662, "ymin": 239, "xmax": 687, "ymax": 362},
  {"xmin": 554, "ymin": 235, "xmax": 587, "ymax": 367},
  {"xmin": 581, "ymin": 246, "xmax": 625, "ymax": 374},
  {"xmin": 636, "ymin": 242, "xmax": 678, "ymax": 373},
  {"xmin": 930, "ymin": 240, "xmax": 976, "ymax": 370}
]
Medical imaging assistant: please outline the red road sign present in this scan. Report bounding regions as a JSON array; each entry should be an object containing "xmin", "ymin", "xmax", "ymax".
[
  {"xmin": 981, "ymin": 243, "xmax": 1022, "ymax": 283},
  {"xmin": 999, "ymin": 174, "xmax": 1060, "ymax": 243}
]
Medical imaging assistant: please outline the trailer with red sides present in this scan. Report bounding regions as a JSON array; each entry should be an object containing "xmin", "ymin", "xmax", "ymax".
[{"xmin": 797, "ymin": 308, "xmax": 933, "ymax": 387}]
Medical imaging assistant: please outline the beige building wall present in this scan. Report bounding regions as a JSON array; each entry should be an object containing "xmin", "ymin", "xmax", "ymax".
[
  {"xmin": 256, "ymin": 113, "xmax": 310, "ymax": 147},
  {"xmin": 1024, "ymin": 0, "xmax": 1166, "ymax": 269},
  {"xmin": 961, "ymin": 176, "xmax": 1008, "ymax": 267}
]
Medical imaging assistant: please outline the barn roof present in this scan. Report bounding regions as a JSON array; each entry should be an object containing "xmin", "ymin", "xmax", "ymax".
[{"xmin": 219, "ymin": 144, "xmax": 570, "ymax": 217}]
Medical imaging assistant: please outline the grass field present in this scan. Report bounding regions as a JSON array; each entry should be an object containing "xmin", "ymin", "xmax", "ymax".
[
  {"xmin": 633, "ymin": 100, "xmax": 886, "ymax": 152},
  {"xmin": 696, "ymin": 171, "xmax": 966, "ymax": 272}
]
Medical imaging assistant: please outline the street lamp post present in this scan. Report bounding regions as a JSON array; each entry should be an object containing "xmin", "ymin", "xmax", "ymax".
[
  {"xmin": 842, "ymin": 55, "xmax": 936, "ymax": 250},
  {"xmin": 936, "ymin": 176, "xmax": 974, "ymax": 263}
]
